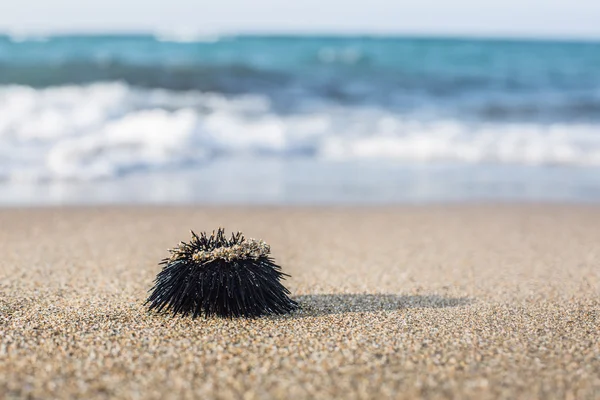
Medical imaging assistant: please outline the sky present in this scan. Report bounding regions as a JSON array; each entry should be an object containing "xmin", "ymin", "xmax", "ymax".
[{"xmin": 1, "ymin": 0, "xmax": 599, "ymax": 39}]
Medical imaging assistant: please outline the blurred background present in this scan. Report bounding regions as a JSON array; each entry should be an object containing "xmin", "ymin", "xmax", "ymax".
[{"xmin": 1, "ymin": 0, "xmax": 599, "ymax": 205}]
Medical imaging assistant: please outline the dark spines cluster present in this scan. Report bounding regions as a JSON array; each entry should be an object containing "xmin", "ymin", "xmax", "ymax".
[{"xmin": 146, "ymin": 228, "xmax": 298, "ymax": 318}]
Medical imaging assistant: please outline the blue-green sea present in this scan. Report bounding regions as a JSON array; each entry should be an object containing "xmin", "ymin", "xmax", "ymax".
[{"xmin": 1, "ymin": 34, "xmax": 600, "ymax": 204}]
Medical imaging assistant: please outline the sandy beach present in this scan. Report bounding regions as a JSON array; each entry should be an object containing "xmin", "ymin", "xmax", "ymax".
[{"xmin": 1, "ymin": 205, "xmax": 599, "ymax": 399}]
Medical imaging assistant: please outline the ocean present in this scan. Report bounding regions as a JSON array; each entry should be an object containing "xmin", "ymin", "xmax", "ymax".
[{"xmin": 1, "ymin": 34, "xmax": 600, "ymax": 204}]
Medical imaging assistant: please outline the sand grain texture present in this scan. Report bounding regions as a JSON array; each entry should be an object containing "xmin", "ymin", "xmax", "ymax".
[{"xmin": 1, "ymin": 206, "xmax": 599, "ymax": 399}]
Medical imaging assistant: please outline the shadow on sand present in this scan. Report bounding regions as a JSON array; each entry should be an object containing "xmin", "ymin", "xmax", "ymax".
[{"xmin": 292, "ymin": 294, "xmax": 472, "ymax": 317}]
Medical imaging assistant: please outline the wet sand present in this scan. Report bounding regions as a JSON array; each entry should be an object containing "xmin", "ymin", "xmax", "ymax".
[{"xmin": 1, "ymin": 205, "xmax": 599, "ymax": 399}]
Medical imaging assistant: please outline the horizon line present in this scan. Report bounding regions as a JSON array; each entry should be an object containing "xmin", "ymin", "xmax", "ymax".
[{"xmin": 2, "ymin": 29, "xmax": 600, "ymax": 43}]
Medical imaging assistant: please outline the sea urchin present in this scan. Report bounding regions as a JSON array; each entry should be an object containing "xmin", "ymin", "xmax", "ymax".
[{"xmin": 146, "ymin": 228, "xmax": 298, "ymax": 318}]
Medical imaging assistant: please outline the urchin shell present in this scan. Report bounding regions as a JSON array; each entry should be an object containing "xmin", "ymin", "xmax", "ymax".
[{"xmin": 146, "ymin": 228, "xmax": 298, "ymax": 318}]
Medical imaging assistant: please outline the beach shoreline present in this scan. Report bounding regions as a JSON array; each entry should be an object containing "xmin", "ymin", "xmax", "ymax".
[{"xmin": 1, "ymin": 205, "xmax": 599, "ymax": 398}]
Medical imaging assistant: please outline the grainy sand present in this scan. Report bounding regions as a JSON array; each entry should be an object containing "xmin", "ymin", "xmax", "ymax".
[{"xmin": 1, "ymin": 205, "xmax": 599, "ymax": 399}]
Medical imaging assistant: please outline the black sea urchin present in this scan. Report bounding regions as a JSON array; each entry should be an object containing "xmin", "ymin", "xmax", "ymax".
[{"xmin": 146, "ymin": 228, "xmax": 298, "ymax": 318}]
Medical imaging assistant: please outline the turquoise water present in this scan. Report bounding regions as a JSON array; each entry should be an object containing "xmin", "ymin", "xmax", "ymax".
[
  {"xmin": 1, "ymin": 34, "xmax": 600, "ymax": 203},
  {"xmin": 2, "ymin": 35, "xmax": 600, "ymax": 121}
]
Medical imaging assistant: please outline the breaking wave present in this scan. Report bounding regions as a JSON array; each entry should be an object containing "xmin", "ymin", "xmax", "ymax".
[{"xmin": 2, "ymin": 82, "xmax": 600, "ymax": 182}]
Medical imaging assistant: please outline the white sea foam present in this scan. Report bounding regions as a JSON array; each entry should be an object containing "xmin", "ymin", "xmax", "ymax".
[
  {"xmin": 1, "ymin": 82, "xmax": 600, "ymax": 182},
  {"xmin": 7, "ymin": 32, "xmax": 49, "ymax": 43},
  {"xmin": 153, "ymin": 29, "xmax": 221, "ymax": 43}
]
